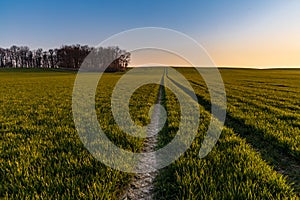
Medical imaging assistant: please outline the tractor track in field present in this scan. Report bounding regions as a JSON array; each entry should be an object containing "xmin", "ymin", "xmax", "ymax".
[
  {"xmin": 122, "ymin": 76, "xmax": 164, "ymax": 200},
  {"xmin": 168, "ymin": 72, "xmax": 300, "ymax": 194}
]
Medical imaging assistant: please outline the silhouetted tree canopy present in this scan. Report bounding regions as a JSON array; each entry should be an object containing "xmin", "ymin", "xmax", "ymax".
[{"xmin": 0, "ymin": 45, "xmax": 130, "ymax": 72}]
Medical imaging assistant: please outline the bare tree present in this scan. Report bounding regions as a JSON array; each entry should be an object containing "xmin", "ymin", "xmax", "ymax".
[
  {"xmin": 0, "ymin": 48, "xmax": 5, "ymax": 68},
  {"xmin": 19, "ymin": 46, "xmax": 29, "ymax": 68},
  {"xmin": 0, "ymin": 45, "xmax": 130, "ymax": 71},
  {"xmin": 48, "ymin": 49, "xmax": 54, "ymax": 68},
  {"xmin": 34, "ymin": 48, "xmax": 43, "ymax": 68}
]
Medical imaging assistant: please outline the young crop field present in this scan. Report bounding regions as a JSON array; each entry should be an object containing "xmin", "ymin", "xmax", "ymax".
[{"xmin": 0, "ymin": 68, "xmax": 299, "ymax": 199}]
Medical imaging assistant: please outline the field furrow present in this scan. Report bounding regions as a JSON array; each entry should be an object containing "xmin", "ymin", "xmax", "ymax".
[
  {"xmin": 175, "ymin": 68, "xmax": 300, "ymax": 193},
  {"xmin": 153, "ymin": 70, "xmax": 298, "ymax": 199},
  {"xmin": 1, "ymin": 68, "xmax": 299, "ymax": 199}
]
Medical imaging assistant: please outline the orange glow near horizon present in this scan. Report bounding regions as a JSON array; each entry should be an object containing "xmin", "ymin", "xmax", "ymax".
[
  {"xmin": 130, "ymin": 32, "xmax": 300, "ymax": 68},
  {"xmin": 130, "ymin": 49, "xmax": 192, "ymax": 67},
  {"xmin": 204, "ymin": 31, "xmax": 300, "ymax": 68},
  {"xmin": 131, "ymin": 2, "xmax": 300, "ymax": 68},
  {"xmin": 130, "ymin": 46, "xmax": 300, "ymax": 68}
]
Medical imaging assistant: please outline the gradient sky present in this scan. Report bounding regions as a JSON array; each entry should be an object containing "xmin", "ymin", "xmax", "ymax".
[{"xmin": 1, "ymin": 0, "xmax": 299, "ymax": 67}]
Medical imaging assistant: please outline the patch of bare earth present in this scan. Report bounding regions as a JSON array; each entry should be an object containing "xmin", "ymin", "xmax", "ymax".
[{"xmin": 122, "ymin": 86, "xmax": 163, "ymax": 200}]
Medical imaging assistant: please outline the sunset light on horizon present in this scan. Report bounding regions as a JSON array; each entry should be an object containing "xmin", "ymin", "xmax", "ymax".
[{"xmin": 1, "ymin": 0, "xmax": 300, "ymax": 67}]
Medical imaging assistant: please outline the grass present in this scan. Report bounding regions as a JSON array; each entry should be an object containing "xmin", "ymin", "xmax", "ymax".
[
  {"xmin": 0, "ymin": 69, "xmax": 158, "ymax": 199},
  {"xmin": 153, "ymin": 68, "xmax": 298, "ymax": 199},
  {"xmin": 177, "ymin": 68, "xmax": 300, "ymax": 192},
  {"xmin": 1, "ymin": 68, "xmax": 299, "ymax": 199}
]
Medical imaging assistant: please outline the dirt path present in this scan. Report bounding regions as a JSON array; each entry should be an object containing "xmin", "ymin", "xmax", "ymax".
[{"xmin": 123, "ymin": 84, "xmax": 164, "ymax": 200}]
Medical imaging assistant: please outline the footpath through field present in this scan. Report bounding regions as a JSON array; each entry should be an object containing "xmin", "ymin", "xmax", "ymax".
[{"xmin": 123, "ymin": 70, "xmax": 165, "ymax": 200}]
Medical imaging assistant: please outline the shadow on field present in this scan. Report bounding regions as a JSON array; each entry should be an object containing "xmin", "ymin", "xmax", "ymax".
[
  {"xmin": 167, "ymin": 76, "xmax": 300, "ymax": 193},
  {"xmin": 153, "ymin": 81, "xmax": 180, "ymax": 199}
]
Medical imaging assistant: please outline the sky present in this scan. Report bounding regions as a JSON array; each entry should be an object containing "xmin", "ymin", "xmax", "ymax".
[{"xmin": 1, "ymin": 0, "xmax": 300, "ymax": 67}]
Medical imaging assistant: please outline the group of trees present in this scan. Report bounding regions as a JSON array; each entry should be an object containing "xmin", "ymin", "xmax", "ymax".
[{"xmin": 0, "ymin": 45, "xmax": 130, "ymax": 71}]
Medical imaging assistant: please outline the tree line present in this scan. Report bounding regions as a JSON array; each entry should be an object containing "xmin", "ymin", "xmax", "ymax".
[{"xmin": 0, "ymin": 45, "xmax": 130, "ymax": 71}]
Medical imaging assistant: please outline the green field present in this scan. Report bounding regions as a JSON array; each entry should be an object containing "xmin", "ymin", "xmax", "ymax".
[{"xmin": 1, "ymin": 68, "xmax": 299, "ymax": 199}]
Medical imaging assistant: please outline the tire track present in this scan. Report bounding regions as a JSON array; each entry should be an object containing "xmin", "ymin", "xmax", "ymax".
[{"xmin": 123, "ymin": 73, "xmax": 165, "ymax": 200}]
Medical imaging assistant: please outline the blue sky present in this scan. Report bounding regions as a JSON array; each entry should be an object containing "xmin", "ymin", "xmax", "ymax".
[{"xmin": 1, "ymin": 0, "xmax": 299, "ymax": 66}]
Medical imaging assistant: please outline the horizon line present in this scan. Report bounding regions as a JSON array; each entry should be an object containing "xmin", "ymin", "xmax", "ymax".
[{"xmin": 130, "ymin": 65, "xmax": 300, "ymax": 69}]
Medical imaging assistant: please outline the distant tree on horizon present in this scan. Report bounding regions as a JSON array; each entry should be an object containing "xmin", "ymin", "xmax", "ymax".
[{"xmin": 0, "ymin": 45, "xmax": 130, "ymax": 72}]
